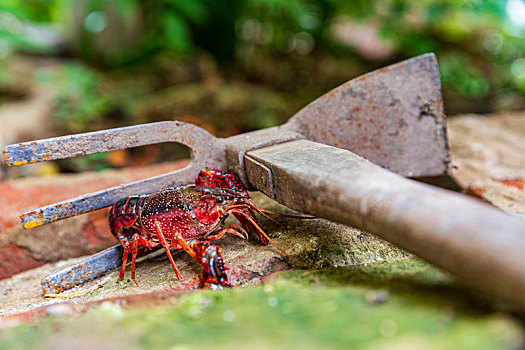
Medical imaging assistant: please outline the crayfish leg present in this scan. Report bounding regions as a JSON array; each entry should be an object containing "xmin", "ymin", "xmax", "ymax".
[
  {"xmin": 119, "ymin": 245, "xmax": 130, "ymax": 280},
  {"xmin": 233, "ymin": 212, "xmax": 268, "ymax": 245},
  {"xmin": 130, "ymin": 234, "xmax": 141, "ymax": 286},
  {"xmin": 154, "ymin": 222, "xmax": 183, "ymax": 280},
  {"xmin": 171, "ymin": 234, "xmax": 199, "ymax": 259},
  {"xmin": 119, "ymin": 235, "xmax": 160, "ymax": 285},
  {"xmin": 206, "ymin": 223, "xmax": 249, "ymax": 241},
  {"xmin": 230, "ymin": 208, "xmax": 318, "ymax": 269}
]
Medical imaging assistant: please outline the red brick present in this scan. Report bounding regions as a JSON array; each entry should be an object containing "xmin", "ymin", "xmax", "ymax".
[{"xmin": 0, "ymin": 243, "xmax": 42, "ymax": 279}]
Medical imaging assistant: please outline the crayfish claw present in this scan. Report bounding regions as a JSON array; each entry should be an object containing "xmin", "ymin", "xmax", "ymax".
[{"xmin": 200, "ymin": 243, "xmax": 231, "ymax": 290}]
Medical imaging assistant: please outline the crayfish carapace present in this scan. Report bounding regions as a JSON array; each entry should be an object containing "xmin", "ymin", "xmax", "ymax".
[{"xmin": 108, "ymin": 168, "xmax": 313, "ymax": 290}]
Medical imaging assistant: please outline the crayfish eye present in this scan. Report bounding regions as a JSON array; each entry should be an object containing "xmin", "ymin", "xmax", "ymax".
[{"xmin": 216, "ymin": 197, "xmax": 224, "ymax": 204}]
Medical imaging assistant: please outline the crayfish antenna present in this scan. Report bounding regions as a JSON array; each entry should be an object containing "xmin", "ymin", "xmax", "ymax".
[
  {"xmin": 226, "ymin": 203, "xmax": 287, "ymax": 232},
  {"xmin": 244, "ymin": 201, "xmax": 315, "ymax": 233},
  {"xmin": 237, "ymin": 211, "xmax": 319, "ymax": 269},
  {"xmin": 257, "ymin": 208, "xmax": 316, "ymax": 220}
]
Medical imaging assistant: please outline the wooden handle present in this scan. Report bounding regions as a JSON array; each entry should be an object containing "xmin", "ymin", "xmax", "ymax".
[{"xmin": 245, "ymin": 140, "xmax": 525, "ymax": 311}]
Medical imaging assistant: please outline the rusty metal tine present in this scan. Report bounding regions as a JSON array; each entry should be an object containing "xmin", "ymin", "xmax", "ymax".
[
  {"xmin": 10, "ymin": 121, "xmax": 227, "ymax": 229},
  {"xmin": 3, "ymin": 121, "xmax": 217, "ymax": 165},
  {"xmin": 41, "ymin": 244, "xmax": 124, "ymax": 294},
  {"xmin": 22, "ymin": 166, "xmax": 202, "ymax": 229}
]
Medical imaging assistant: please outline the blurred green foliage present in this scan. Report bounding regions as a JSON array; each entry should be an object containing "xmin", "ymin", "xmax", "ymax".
[
  {"xmin": 37, "ymin": 63, "xmax": 116, "ymax": 132},
  {"xmin": 0, "ymin": 0, "xmax": 55, "ymax": 53},
  {"xmin": 1, "ymin": 0, "xmax": 524, "ymax": 114}
]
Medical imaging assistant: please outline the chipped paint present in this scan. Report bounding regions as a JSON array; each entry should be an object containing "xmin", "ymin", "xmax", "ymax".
[
  {"xmin": 3, "ymin": 149, "xmax": 11, "ymax": 166},
  {"xmin": 23, "ymin": 220, "xmax": 43, "ymax": 229}
]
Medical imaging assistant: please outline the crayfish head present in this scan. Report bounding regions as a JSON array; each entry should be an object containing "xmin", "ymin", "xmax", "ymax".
[
  {"xmin": 190, "ymin": 186, "xmax": 249, "ymax": 226},
  {"xmin": 195, "ymin": 167, "xmax": 249, "ymax": 197},
  {"xmin": 108, "ymin": 196, "xmax": 143, "ymax": 237}
]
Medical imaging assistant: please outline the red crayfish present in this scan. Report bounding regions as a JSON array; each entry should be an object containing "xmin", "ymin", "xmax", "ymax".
[{"xmin": 108, "ymin": 168, "xmax": 311, "ymax": 289}]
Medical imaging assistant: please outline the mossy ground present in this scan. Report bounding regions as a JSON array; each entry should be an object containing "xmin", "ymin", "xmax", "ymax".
[{"xmin": 1, "ymin": 259, "xmax": 522, "ymax": 350}]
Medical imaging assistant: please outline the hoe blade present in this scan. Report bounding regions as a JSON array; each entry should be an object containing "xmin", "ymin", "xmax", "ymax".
[{"xmin": 285, "ymin": 53, "xmax": 449, "ymax": 178}]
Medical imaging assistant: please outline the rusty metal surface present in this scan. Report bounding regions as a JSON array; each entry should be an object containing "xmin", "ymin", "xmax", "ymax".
[
  {"xmin": 246, "ymin": 140, "xmax": 525, "ymax": 312},
  {"xmin": 19, "ymin": 167, "xmax": 197, "ymax": 229},
  {"xmin": 283, "ymin": 53, "xmax": 449, "ymax": 178},
  {"xmin": 41, "ymin": 245, "xmax": 124, "ymax": 294}
]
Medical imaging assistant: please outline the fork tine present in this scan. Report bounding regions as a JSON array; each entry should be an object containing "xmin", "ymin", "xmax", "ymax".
[
  {"xmin": 3, "ymin": 121, "xmax": 217, "ymax": 165},
  {"xmin": 21, "ymin": 166, "xmax": 206, "ymax": 229},
  {"xmin": 4, "ymin": 121, "xmax": 226, "ymax": 228},
  {"xmin": 41, "ymin": 244, "xmax": 124, "ymax": 294}
]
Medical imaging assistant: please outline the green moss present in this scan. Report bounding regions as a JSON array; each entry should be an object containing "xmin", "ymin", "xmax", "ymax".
[{"xmin": 1, "ymin": 259, "xmax": 522, "ymax": 349}]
